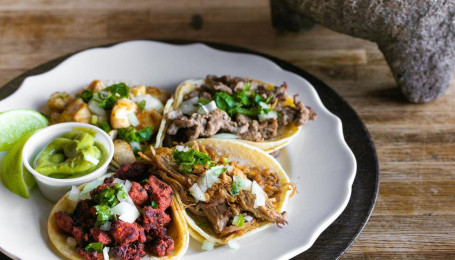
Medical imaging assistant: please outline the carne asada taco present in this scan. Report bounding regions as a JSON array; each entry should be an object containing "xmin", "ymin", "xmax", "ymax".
[
  {"xmin": 48, "ymin": 173, "xmax": 189, "ymax": 260},
  {"xmin": 156, "ymin": 75, "xmax": 316, "ymax": 152},
  {"xmin": 45, "ymin": 80, "xmax": 171, "ymax": 166},
  {"xmin": 142, "ymin": 138, "xmax": 295, "ymax": 246}
]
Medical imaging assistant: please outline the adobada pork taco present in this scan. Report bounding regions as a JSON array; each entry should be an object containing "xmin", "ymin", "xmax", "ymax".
[
  {"xmin": 48, "ymin": 173, "xmax": 189, "ymax": 260},
  {"xmin": 143, "ymin": 138, "xmax": 295, "ymax": 246},
  {"xmin": 156, "ymin": 75, "xmax": 316, "ymax": 152}
]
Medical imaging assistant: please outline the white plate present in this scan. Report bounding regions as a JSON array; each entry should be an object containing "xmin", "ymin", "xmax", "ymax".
[{"xmin": 0, "ymin": 40, "xmax": 356, "ymax": 260}]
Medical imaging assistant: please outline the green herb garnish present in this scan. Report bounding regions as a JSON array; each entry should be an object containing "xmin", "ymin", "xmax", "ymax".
[
  {"xmin": 231, "ymin": 180, "xmax": 240, "ymax": 196},
  {"xmin": 138, "ymin": 100, "xmax": 146, "ymax": 110},
  {"xmin": 97, "ymin": 121, "xmax": 111, "ymax": 132},
  {"xmin": 232, "ymin": 214, "xmax": 245, "ymax": 227},
  {"xmin": 104, "ymin": 83, "xmax": 129, "ymax": 98},
  {"xmin": 85, "ymin": 242, "xmax": 104, "ymax": 253},
  {"xmin": 118, "ymin": 126, "xmax": 153, "ymax": 143},
  {"xmin": 151, "ymin": 201, "xmax": 158, "ymax": 209},
  {"xmin": 172, "ymin": 147, "xmax": 212, "ymax": 173},
  {"xmin": 80, "ymin": 89, "xmax": 93, "ymax": 103}
]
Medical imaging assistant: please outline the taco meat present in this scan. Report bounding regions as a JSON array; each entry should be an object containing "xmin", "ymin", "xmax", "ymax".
[
  {"xmin": 166, "ymin": 75, "xmax": 316, "ymax": 143},
  {"xmin": 53, "ymin": 173, "xmax": 175, "ymax": 260},
  {"xmin": 141, "ymin": 142, "xmax": 293, "ymax": 241}
]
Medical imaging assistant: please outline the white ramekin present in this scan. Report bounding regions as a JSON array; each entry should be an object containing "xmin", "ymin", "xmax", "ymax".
[{"xmin": 22, "ymin": 122, "xmax": 114, "ymax": 202}]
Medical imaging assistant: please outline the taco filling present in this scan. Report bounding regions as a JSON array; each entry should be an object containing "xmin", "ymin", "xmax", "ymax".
[
  {"xmin": 52, "ymin": 173, "xmax": 177, "ymax": 260},
  {"xmin": 142, "ymin": 141, "xmax": 295, "ymax": 243},
  {"xmin": 166, "ymin": 75, "xmax": 316, "ymax": 143}
]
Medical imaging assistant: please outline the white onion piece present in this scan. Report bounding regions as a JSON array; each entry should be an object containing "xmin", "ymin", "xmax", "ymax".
[
  {"xmin": 127, "ymin": 113, "xmax": 140, "ymax": 127},
  {"xmin": 108, "ymin": 130, "xmax": 118, "ymax": 140},
  {"xmin": 103, "ymin": 246, "xmax": 110, "ymax": 260},
  {"xmin": 212, "ymin": 133, "xmax": 240, "ymax": 139},
  {"xmin": 197, "ymin": 101, "xmax": 217, "ymax": 115},
  {"xmin": 88, "ymin": 100, "xmax": 107, "ymax": 116},
  {"xmin": 227, "ymin": 240, "xmax": 239, "ymax": 249},
  {"xmin": 175, "ymin": 145, "xmax": 189, "ymax": 152},
  {"xmin": 84, "ymin": 154, "xmax": 99, "ymax": 165},
  {"xmin": 110, "ymin": 201, "xmax": 140, "ymax": 223},
  {"xmin": 100, "ymin": 221, "xmax": 111, "ymax": 231},
  {"xmin": 202, "ymin": 240, "xmax": 215, "ymax": 251},
  {"xmin": 124, "ymin": 180, "xmax": 133, "ymax": 193},
  {"xmin": 66, "ymin": 237, "xmax": 77, "ymax": 247},
  {"xmin": 233, "ymin": 176, "xmax": 252, "ymax": 191},
  {"xmin": 197, "ymin": 166, "xmax": 225, "ymax": 192},
  {"xmin": 181, "ymin": 96, "xmax": 199, "ymax": 115},
  {"xmin": 258, "ymin": 110, "xmax": 278, "ymax": 121},
  {"xmin": 244, "ymin": 215, "xmax": 253, "ymax": 222},
  {"xmin": 81, "ymin": 179, "xmax": 103, "ymax": 194},
  {"xmin": 226, "ymin": 165, "xmax": 234, "ymax": 173},
  {"xmin": 258, "ymin": 101, "xmax": 270, "ymax": 110},
  {"xmin": 189, "ymin": 183, "xmax": 206, "ymax": 202},
  {"xmin": 129, "ymin": 141, "xmax": 141, "ymax": 152},
  {"xmin": 113, "ymin": 178, "xmax": 125, "ymax": 185},
  {"xmin": 251, "ymin": 181, "xmax": 266, "ymax": 208},
  {"xmin": 132, "ymin": 94, "xmax": 163, "ymax": 113},
  {"xmin": 68, "ymin": 185, "xmax": 80, "ymax": 201}
]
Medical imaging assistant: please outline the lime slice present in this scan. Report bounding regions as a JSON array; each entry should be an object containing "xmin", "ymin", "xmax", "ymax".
[
  {"xmin": 1, "ymin": 132, "xmax": 36, "ymax": 198},
  {"xmin": 0, "ymin": 109, "xmax": 48, "ymax": 151}
]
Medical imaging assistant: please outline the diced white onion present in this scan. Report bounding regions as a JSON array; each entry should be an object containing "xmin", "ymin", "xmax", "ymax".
[
  {"xmin": 197, "ymin": 101, "xmax": 217, "ymax": 115},
  {"xmin": 84, "ymin": 154, "xmax": 99, "ymax": 165},
  {"xmin": 189, "ymin": 183, "xmax": 206, "ymax": 202},
  {"xmin": 226, "ymin": 165, "xmax": 234, "ymax": 173},
  {"xmin": 197, "ymin": 166, "xmax": 225, "ymax": 193},
  {"xmin": 233, "ymin": 176, "xmax": 252, "ymax": 191},
  {"xmin": 175, "ymin": 145, "xmax": 189, "ymax": 152},
  {"xmin": 80, "ymin": 179, "xmax": 103, "ymax": 194},
  {"xmin": 68, "ymin": 185, "xmax": 80, "ymax": 201},
  {"xmin": 259, "ymin": 101, "xmax": 270, "ymax": 110},
  {"xmin": 251, "ymin": 181, "xmax": 266, "ymax": 208},
  {"xmin": 100, "ymin": 221, "xmax": 111, "ymax": 231},
  {"xmin": 258, "ymin": 110, "xmax": 278, "ymax": 121},
  {"xmin": 181, "ymin": 96, "xmax": 199, "ymax": 115},
  {"xmin": 227, "ymin": 240, "xmax": 239, "ymax": 249},
  {"xmin": 202, "ymin": 240, "xmax": 215, "ymax": 251},
  {"xmin": 212, "ymin": 133, "xmax": 240, "ymax": 139},
  {"xmin": 103, "ymin": 246, "xmax": 110, "ymax": 260},
  {"xmin": 108, "ymin": 130, "xmax": 118, "ymax": 140},
  {"xmin": 132, "ymin": 94, "xmax": 164, "ymax": 113},
  {"xmin": 110, "ymin": 201, "xmax": 140, "ymax": 223},
  {"xmin": 127, "ymin": 113, "xmax": 140, "ymax": 127},
  {"xmin": 88, "ymin": 100, "xmax": 107, "ymax": 116},
  {"xmin": 124, "ymin": 180, "xmax": 133, "ymax": 193},
  {"xmin": 66, "ymin": 237, "xmax": 77, "ymax": 247},
  {"xmin": 244, "ymin": 215, "xmax": 253, "ymax": 222},
  {"xmin": 113, "ymin": 178, "xmax": 125, "ymax": 185}
]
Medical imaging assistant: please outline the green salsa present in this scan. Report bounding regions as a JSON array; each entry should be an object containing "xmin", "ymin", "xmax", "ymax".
[{"xmin": 33, "ymin": 129, "xmax": 108, "ymax": 179}]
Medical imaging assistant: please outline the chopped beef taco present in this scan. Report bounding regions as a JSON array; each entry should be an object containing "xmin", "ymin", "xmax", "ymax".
[
  {"xmin": 141, "ymin": 138, "xmax": 295, "ymax": 246},
  {"xmin": 156, "ymin": 75, "xmax": 316, "ymax": 152},
  {"xmin": 48, "ymin": 171, "xmax": 189, "ymax": 260}
]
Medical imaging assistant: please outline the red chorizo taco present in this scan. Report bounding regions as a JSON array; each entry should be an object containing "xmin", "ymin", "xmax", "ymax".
[
  {"xmin": 48, "ymin": 173, "xmax": 189, "ymax": 260},
  {"xmin": 142, "ymin": 138, "xmax": 295, "ymax": 246},
  {"xmin": 156, "ymin": 75, "xmax": 316, "ymax": 152}
]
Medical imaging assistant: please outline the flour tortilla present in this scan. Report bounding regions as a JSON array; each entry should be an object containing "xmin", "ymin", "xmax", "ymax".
[
  {"xmin": 156, "ymin": 78, "xmax": 301, "ymax": 152},
  {"xmin": 175, "ymin": 138, "xmax": 292, "ymax": 245},
  {"xmin": 48, "ymin": 183, "xmax": 189, "ymax": 260}
]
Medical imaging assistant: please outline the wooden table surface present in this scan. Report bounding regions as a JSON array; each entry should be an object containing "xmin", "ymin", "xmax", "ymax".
[{"xmin": 0, "ymin": 1, "xmax": 454, "ymax": 259}]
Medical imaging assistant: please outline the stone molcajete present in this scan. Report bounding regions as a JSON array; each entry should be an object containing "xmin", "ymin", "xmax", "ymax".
[{"xmin": 271, "ymin": 0, "xmax": 455, "ymax": 103}]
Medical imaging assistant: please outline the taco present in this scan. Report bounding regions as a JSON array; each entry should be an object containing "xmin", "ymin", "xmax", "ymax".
[
  {"xmin": 156, "ymin": 75, "xmax": 316, "ymax": 152},
  {"xmin": 142, "ymin": 138, "xmax": 295, "ymax": 246},
  {"xmin": 48, "ymin": 173, "xmax": 189, "ymax": 260}
]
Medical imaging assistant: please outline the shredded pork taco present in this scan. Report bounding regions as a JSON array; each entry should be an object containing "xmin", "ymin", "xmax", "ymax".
[
  {"xmin": 156, "ymin": 75, "xmax": 316, "ymax": 152},
  {"xmin": 48, "ymin": 171, "xmax": 189, "ymax": 260},
  {"xmin": 141, "ymin": 138, "xmax": 295, "ymax": 246}
]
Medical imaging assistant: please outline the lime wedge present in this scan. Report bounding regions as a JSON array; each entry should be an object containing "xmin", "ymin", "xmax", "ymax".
[
  {"xmin": 1, "ymin": 132, "xmax": 36, "ymax": 198},
  {"xmin": 0, "ymin": 109, "xmax": 48, "ymax": 151}
]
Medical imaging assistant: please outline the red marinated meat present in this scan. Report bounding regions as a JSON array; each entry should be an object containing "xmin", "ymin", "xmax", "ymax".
[
  {"xmin": 111, "ymin": 220, "xmax": 144, "ymax": 245},
  {"xmin": 72, "ymin": 226, "xmax": 89, "ymax": 246},
  {"xmin": 54, "ymin": 211, "xmax": 74, "ymax": 234},
  {"xmin": 109, "ymin": 243, "xmax": 146, "ymax": 260},
  {"xmin": 77, "ymin": 248, "xmax": 104, "ymax": 260},
  {"xmin": 145, "ymin": 175, "xmax": 173, "ymax": 210},
  {"xmin": 103, "ymin": 177, "xmax": 114, "ymax": 184},
  {"xmin": 90, "ymin": 227, "xmax": 112, "ymax": 245},
  {"xmin": 141, "ymin": 206, "xmax": 171, "ymax": 232},
  {"xmin": 149, "ymin": 232, "xmax": 174, "ymax": 257},
  {"xmin": 73, "ymin": 200, "xmax": 96, "ymax": 229},
  {"xmin": 128, "ymin": 181, "xmax": 149, "ymax": 206},
  {"xmin": 114, "ymin": 161, "xmax": 149, "ymax": 182}
]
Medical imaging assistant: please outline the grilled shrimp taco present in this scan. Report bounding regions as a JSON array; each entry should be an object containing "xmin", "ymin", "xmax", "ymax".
[
  {"xmin": 156, "ymin": 75, "xmax": 316, "ymax": 152},
  {"xmin": 45, "ymin": 80, "xmax": 171, "ymax": 166},
  {"xmin": 48, "ymin": 173, "xmax": 189, "ymax": 260},
  {"xmin": 142, "ymin": 138, "xmax": 295, "ymax": 246}
]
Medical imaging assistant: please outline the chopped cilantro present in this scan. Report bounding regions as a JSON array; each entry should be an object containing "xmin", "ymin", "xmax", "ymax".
[
  {"xmin": 58, "ymin": 93, "xmax": 67, "ymax": 98},
  {"xmin": 232, "ymin": 214, "xmax": 245, "ymax": 227},
  {"xmin": 231, "ymin": 180, "xmax": 240, "ymax": 196},
  {"xmin": 98, "ymin": 95, "xmax": 117, "ymax": 109},
  {"xmin": 172, "ymin": 148, "xmax": 212, "ymax": 173},
  {"xmin": 97, "ymin": 121, "xmax": 111, "ymax": 132},
  {"xmin": 138, "ymin": 100, "xmax": 146, "ymax": 110},
  {"xmin": 151, "ymin": 201, "xmax": 158, "ymax": 209},
  {"xmin": 118, "ymin": 126, "xmax": 153, "ymax": 143},
  {"xmin": 95, "ymin": 83, "xmax": 130, "ymax": 109},
  {"xmin": 94, "ymin": 204, "xmax": 111, "ymax": 226},
  {"xmin": 222, "ymin": 158, "xmax": 229, "ymax": 165},
  {"xmin": 93, "ymin": 184, "xmax": 128, "ymax": 226},
  {"xmin": 85, "ymin": 242, "xmax": 103, "ymax": 253},
  {"xmin": 140, "ymin": 179, "xmax": 148, "ymax": 184},
  {"xmin": 104, "ymin": 83, "xmax": 129, "ymax": 98},
  {"xmin": 80, "ymin": 89, "xmax": 93, "ymax": 103}
]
